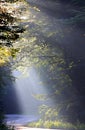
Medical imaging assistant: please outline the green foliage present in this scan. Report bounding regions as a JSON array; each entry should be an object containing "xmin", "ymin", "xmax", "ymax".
[
  {"xmin": 0, "ymin": 47, "xmax": 20, "ymax": 65},
  {"xmin": 0, "ymin": 0, "xmax": 25, "ymax": 129},
  {"xmin": 0, "ymin": 4, "xmax": 16, "ymax": 25},
  {"xmin": 17, "ymin": 31, "xmax": 76, "ymax": 121},
  {"xmin": 13, "ymin": 3, "xmax": 79, "ymax": 122},
  {"xmin": 5, "ymin": 0, "xmax": 25, "ymax": 3},
  {"xmin": 39, "ymin": 105, "xmax": 58, "ymax": 121},
  {"xmin": 28, "ymin": 120, "xmax": 85, "ymax": 130},
  {"xmin": 0, "ymin": 1, "xmax": 25, "ymax": 65}
]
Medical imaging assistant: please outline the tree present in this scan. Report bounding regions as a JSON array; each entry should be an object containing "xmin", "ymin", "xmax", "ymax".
[
  {"xmin": 0, "ymin": 0, "xmax": 25, "ymax": 129},
  {"xmin": 13, "ymin": 25, "xmax": 79, "ymax": 122}
]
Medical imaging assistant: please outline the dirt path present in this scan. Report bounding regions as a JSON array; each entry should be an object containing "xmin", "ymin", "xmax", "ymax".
[{"xmin": 16, "ymin": 126, "xmax": 62, "ymax": 130}]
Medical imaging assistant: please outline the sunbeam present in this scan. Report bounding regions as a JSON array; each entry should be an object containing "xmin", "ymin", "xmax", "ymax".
[{"xmin": 12, "ymin": 67, "xmax": 53, "ymax": 115}]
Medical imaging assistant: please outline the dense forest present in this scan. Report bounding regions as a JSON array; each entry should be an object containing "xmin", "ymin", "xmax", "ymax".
[
  {"xmin": 0, "ymin": 0, "xmax": 25, "ymax": 129},
  {"xmin": 0, "ymin": 0, "xmax": 85, "ymax": 129}
]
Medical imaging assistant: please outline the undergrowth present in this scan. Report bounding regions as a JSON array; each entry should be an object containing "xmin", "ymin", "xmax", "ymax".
[{"xmin": 28, "ymin": 119, "xmax": 85, "ymax": 130}]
